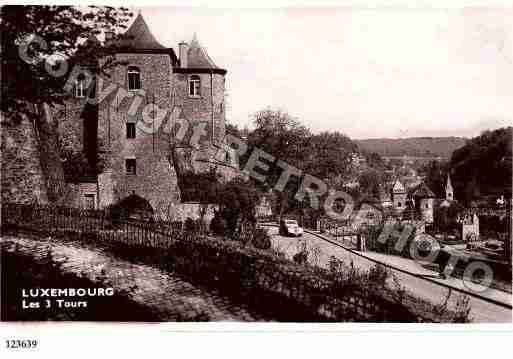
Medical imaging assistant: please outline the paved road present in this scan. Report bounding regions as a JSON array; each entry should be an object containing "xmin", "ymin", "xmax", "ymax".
[{"xmin": 269, "ymin": 229, "xmax": 512, "ymax": 323}]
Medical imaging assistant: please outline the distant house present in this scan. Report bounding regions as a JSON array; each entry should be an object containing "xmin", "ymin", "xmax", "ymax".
[
  {"xmin": 379, "ymin": 190, "xmax": 393, "ymax": 208},
  {"xmin": 343, "ymin": 178, "xmax": 360, "ymax": 189},
  {"xmin": 350, "ymin": 152, "xmax": 367, "ymax": 167},
  {"xmin": 391, "ymin": 179, "xmax": 407, "ymax": 213},
  {"xmin": 410, "ymin": 182, "xmax": 435, "ymax": 224},
  {"xmin": 459, "ymin": 212, "xmax": 480, "ymax": 242},
  {"xmin": 255, "ymin": 194, "xmax": 273, "ymax": 218}
]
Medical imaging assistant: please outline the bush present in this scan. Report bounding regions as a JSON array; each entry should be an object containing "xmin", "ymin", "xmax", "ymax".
[
  {"xmin": 217, "ymin": 178, "xmax": 259, "ymax": 235},
  {"xmin": 210, "ymin": 212, "xmax": 227, "ymax": 236},
  {"xmin": 251, "ymin": 228, "xmax": 271, "ymax": 250},
  {"xmin": 367, "ymin": 263, "xmax": 390, "ymax": 287},
  {"xmin": 106, "ymin": 204, "xmax": 127, "ymax": 225},
  {"xmin": 184, "ymin": 218, "xmax": 197, "ymax": 233},
  {"xmin": 293, "ymin": 250, "xmax": 308, "ymax": 265},
  {"xmin": 293, "ymin": 240, "xmax": 309, "ymax": 265}
]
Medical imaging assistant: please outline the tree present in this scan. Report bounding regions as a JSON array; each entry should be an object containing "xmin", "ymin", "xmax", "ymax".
[
  {"xmin": 364, "ymin": 151, "xmax": 386, "ymax": 171},
  {"xmin": 225, "ymin": 122, "xmax": 241, "ymax": 137},
  {"xmin": 1, "ymin": 6, "xmax": 133, "ymax": 203},
  {"xmin": 420, "ymin": 160, "xmax": 449, "ymax": 198},
  {"xmin": 246, "ymin": 108, "xmax": 360, "ymax": 221},
  {"xmin": 450, "ymin": 127, "xmax": 512, "ymax": 201},
  {"xmin": 358, "ymin": 169, "xmax": 383, "ymax": 200},
  {"xmin": 248, "ymin": 108, "xmax": 311, "ymax": 169},
  {"xmin": 304, "ymin": 131, "xmax": 357, "ymax": 181},
  {"xmin": 216, "ymin": 178, "xmax": 260, "ymax": 238},
  {"xmin": 1, "ymin": 5, "xmax": 133, "ymax": 118},
  {"xmin": 435, "ymin": 202, "xmax": 463, "ymax": 234},
  {"xmin": 246, "ymin": 108, "xmax": 311, "ymax": 218},
  {"xmin": 178, "ymin": 167, "xmax": 221, "ymax": 203}
]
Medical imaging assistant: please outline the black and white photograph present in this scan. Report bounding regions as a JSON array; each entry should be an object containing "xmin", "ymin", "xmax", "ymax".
[{"xmin": 0, "ymin": 0, "xmax": 512, "ymax": 354}]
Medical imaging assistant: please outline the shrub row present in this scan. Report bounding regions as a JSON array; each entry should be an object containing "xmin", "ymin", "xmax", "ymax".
[
  {"xmin": 2, "ymin": 203, "xmax": 464, "ymax": 322},
  {"xmin": 44, "ymin": 227, "xmax": 449, "ymax": 322}
]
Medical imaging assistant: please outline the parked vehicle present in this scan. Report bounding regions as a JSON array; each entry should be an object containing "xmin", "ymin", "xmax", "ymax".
[{"xmin": 279, "ymin": 219, "xmax": 303, "ymax": 237}]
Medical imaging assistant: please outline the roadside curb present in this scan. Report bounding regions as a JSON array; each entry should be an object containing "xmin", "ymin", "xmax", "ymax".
[{"xmin": 261, "ymin": 223, "xmax": 512, "ymax": 309}]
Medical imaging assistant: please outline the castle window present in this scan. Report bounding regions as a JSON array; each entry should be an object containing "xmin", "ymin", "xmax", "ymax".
[
  {"xmin": 127, "ymin": 66, "xmax": 141, "ymax": 91},
  {"xmin": 126, "ymin": 122, "xmax": 136, "ymax": 139},
  {"xmin": 83, "ymin": 194, "xmax": 95, "ymax": 209},
  {"xmin": 189, "ymin": 75, "xmax": 201, "ymax": 97},
  {"xmin": 74, "ymin": 75, "xmax": 87, "ymax": 98},
  {"xmin": 125, "ymin": 158, "xmax": 137, "ymax": 175}
]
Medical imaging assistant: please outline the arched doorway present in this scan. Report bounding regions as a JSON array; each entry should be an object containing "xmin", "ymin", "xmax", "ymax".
[{"xmin": 111, "ymin": 193, "xmax": 154, "ymax": 221}]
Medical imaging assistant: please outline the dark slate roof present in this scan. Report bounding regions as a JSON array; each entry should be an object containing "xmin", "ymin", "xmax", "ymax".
[
  {"xmin": 392, "ymin": 180, "xmax": 405, "ymax": 193},
  {"xmin": 115, "ymin": 13, "xmax": 167, "ymax": 51},
  {"xmin": 187, "ymin": 34, "xmax": 221, "ymax": 69},
  {"xmin": 411, "ymin": 182, "xmax": 436, "ymax": 198}
]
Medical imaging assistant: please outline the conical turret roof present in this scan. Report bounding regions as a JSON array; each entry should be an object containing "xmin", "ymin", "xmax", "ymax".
[
  {"xmin": 412, "ymin": 182, "xmax": 435, "ymax": 198},
  {"xmin": 115, "ymin": 13, "xmax": 167, "ymax": 51},
  {"xmin": 186, "ymin": 33, "xmax": 221, "ymax": 69},
  {"xmin": 392, "ymin": 179, "xmax": 405, "ymax": 193}
]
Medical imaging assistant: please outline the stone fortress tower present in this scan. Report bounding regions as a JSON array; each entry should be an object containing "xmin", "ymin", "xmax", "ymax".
[{"xmin": 56, "ymin": 13, "xmax": 231, "ymax": 212}]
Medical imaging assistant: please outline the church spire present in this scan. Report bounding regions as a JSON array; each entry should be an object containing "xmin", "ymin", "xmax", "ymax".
[{"xmin": 446, "ymin": 173, "xmax": 454, "ymax": 201}]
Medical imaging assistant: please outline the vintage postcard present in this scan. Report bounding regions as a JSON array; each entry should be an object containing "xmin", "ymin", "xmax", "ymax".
[{"xmin": 0, "ymin": 3, "xmax": 512, "ymax": 342}]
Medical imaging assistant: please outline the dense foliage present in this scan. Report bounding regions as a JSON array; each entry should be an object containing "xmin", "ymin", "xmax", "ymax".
[
  {"xmin": 243, "ymin": 108, "xmax": 360, "ymax": 219},
  {"xmin": 216, "ymin": 178, "xmax": 260, "ymax": 237},
  {"xmin": 418, "ymin": 160, "xmax": 450, "ymax": 198},
  {"xmin": 4, "ymin": 202, "xmax": 472, "ymax": 322},
  {"xmin": 1, "ymin": 5, "xmax": 133, "ymax": 118},
  {"xmin": 178, "ymin": 168, "xmax": 221, "ymax": 203},
  {"xmin": 450, "ymin": 127, "xmax": 512, "ymax": 202},
  {"xmin": 434, "ymin": 201, "xmax": 464, "ymax": 235}
]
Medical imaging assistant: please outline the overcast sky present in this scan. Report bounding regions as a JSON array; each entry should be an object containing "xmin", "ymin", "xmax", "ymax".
[{"xmin": 130, "ymin": 5, "xmax": 512, "ymax": 139}]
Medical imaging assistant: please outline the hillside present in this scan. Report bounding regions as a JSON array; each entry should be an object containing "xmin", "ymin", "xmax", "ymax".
[
  {"xmin": 355, "ymin": 137, "xmax": 467, "ymax": 158},
  {"xmin": 450, "ymin": 127, "xmax": 512, "ymax": 200}
]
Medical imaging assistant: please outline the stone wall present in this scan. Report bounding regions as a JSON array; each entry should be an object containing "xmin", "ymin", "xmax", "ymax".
[
  {"xmin": 97, "ymin": 53, "xmax": 181, "ymax": 209},
  {"xmin": 419, "ymin": 198, "xmax": 434, "ymax": 224},
  {"xmin": 48, "ymin": 52, "xmax": 229, "ymax": 212},
  {"xmin": 1, "ymin": 113, "xmax": 48, "ymax": 204},
  {"xmin": 53, "ymin": 100, "xmax": 86, "ymax": 153},
  {"xmin": 98, "ymin": 170, "xmax": 114, "ymax": 209},
  {"xmin": 37, "ymin": 104, "xmax": 67, "ymax": 203},
  {"xmin": 153, "ymin": 202, "xmax": 218, "ymax": 224},
  {"xmin": 173, "ymin": 72, "xmax": 225, "ymax": 144}
]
